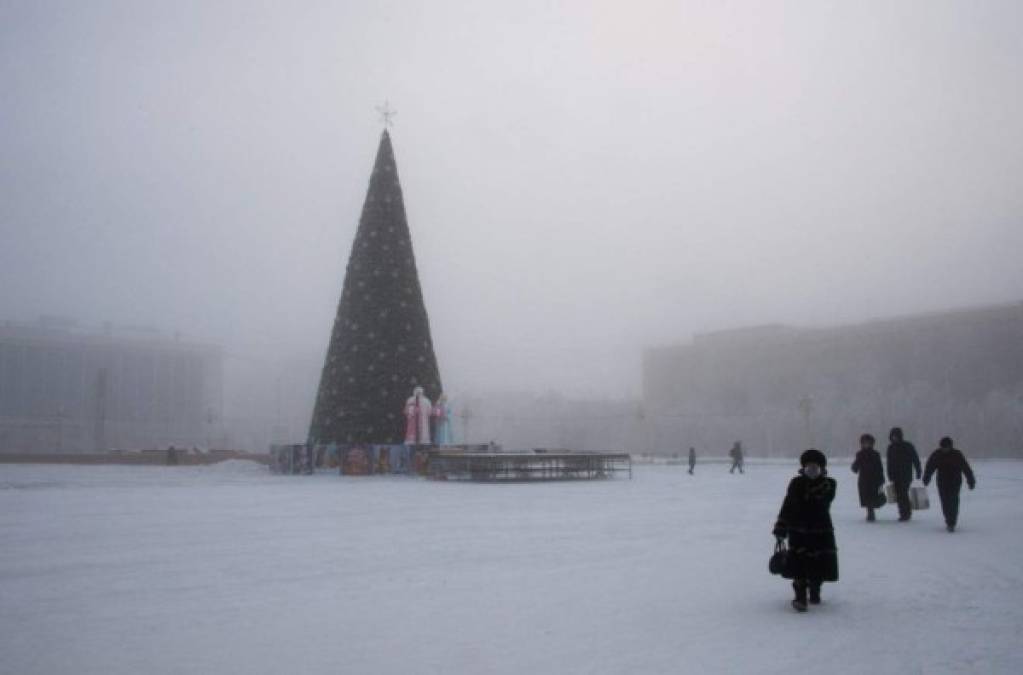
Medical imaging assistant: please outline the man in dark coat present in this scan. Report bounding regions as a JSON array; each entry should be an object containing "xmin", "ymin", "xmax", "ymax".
[
  {"xmin": 773, "ymin": 449, "xmax": 839, "ymax": 612},
  {"xmin": 886, "ymin": 427, "xmax": 921, "ymax": 521},
  {"xmin": 923, "ymin": 436, "xmax": 976, "ymax": 532},
  {"xmin": 688, "ymin": 447, "xmax": 696, "ymax": 475},
  {"xmin": 728, "ymin": 441, "xmax": 744, "ymax": 474},
  {"xmin": 851, "ymin": 433, "xmax": 885, "ymax": 521}
]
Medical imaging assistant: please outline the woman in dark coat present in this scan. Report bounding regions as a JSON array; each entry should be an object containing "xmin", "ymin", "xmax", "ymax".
[
  {"xmin": 851, "ymin": 433, "xmax": 885, "ymax": 521},
  {"xmin": 773, "ymin": 449, "xmax": 839, "ymax": 612}
]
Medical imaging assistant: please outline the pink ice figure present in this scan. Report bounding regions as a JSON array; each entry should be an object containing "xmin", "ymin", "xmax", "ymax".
[
  {"xmin": 403, "ymin": 386, "xmax": 433, "ymax": 445},
  {"xmin": 431, "ymin": 393, "xmax": 453, "ymax": 446}
]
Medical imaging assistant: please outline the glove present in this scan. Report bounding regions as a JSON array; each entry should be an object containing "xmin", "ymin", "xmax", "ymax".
[
  {"xmin": 772, "ymin": 525, "xmax": 786, "ymax": 540},
  {"xmin": 968, "ymin": 483, "xmax": 975, "ymax": 491},
  {"xmin": 916, "ymin": 472, "xmax": 922, "ymax": 480}
]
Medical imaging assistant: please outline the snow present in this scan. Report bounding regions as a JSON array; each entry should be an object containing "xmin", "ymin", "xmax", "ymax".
[{"xmin": 1, "ymin": 460, "xmax": 1021, "ymax": 674}]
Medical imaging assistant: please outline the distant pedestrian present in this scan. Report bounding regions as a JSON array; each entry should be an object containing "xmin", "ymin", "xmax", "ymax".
[
  {"xmin": 886, "ymin": 427, "xmax": 921, "ymax": 521},
  {"xmin": 728, "ymin": 441, "xmax": 744, "ymax": 474},
  {"xmin": 773, "ymin": 449, "xmax": 839, "ymax": 612},
  {"xmin": 166, "ymin": 445, "xmax": 178, "ymax": 466},
  {"xmin": 851, "ymin": 433, "xmax": 885, "ymax": 521},
  {"xmin": 688, "ymin": 447, "xmax": 696, "ymax": 475},
  {"xmin": 923, "ymin": 437, "xmax": 976, "ymax": 532}
]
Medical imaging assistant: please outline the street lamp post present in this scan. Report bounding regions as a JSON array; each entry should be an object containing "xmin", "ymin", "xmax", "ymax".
[{"xmin": 798, "ymin": 395, "xmax": 815, "ymax": 448}]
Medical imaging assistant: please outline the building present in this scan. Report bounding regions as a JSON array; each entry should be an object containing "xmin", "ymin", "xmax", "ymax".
[
  {"xmin": 0, "ymin": 317, "xmax": 222, "ymax": 453},
  {"xmin": 643, "ymin": 303, "xmax": 1023, "ymax": 457}
]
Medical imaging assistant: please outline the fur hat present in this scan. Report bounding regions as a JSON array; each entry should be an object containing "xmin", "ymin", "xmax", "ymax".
[
  {"xmin": 889, "ymin": 427, "xmax": 904, "ymax": 441},
  {"xmin": 939, "ymin": 436, "xmax": 953, "ymax": 449},
  {"xmin": 800, "ymin": 448, "xmax": 827, "ymax": 468}
]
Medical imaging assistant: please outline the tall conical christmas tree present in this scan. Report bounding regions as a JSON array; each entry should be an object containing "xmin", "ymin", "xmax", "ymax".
[{"xmin": 308, "ymin": 129, "xmax": 443, "ymax": 445}]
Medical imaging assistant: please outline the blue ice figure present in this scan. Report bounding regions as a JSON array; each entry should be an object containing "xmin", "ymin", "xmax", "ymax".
[{"xmin": 431, "ymin": 395, "xmax": 454, "ymax": 446}]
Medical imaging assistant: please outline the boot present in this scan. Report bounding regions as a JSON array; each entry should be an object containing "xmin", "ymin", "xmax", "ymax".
[
  {"xmin": 946, "ymin": 523, "xmax": 955, "ymax": 532},
  {"xmin": 866, "ymin": 508, "xmax": 875, "ymax": 522},
  {"xmin": 809, "ymin": 584, "xmax": 821, "ymax": 605},
  {"xmin": 792, "ymin": 581, "xmax": 808, "ymax": 612}
]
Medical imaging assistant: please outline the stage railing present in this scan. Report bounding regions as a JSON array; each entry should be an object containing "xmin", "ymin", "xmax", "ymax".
[{"xmin": 426, "ymin": 451, "xmax": 631, "ymax": 482}]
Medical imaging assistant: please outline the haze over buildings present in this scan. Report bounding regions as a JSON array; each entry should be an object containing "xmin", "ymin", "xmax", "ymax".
[
  {"xmin": 0, "ymin": 317, "xmax": 222, "ymax": 453},
  {"xmin": 644, "ymin": 302, "xmax": 1023, "ymax": 457},
  {"xmin": 2, "ymin": 2, "xmax": 1021, "ymax": 452}
]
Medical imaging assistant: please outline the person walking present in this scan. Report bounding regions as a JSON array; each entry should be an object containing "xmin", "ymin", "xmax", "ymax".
[
  {"xmin": 851, "ymin": 433, "xmax": 885, "ymax": 521},
  {"xmin": 923, "ymin": 437, "xmax": 976, "ymax": 532},
  {"xmin": 773, "ymin": 449, "xmax": 839, "ymax": 612},
  {"xmin": 886, "ymin": 427, "xmax": 921, "ymax": 521},
  {"xmin": 728, "ymin": 441, "xmax": 744, "ymax": 474},
  {"xmin": 688, "ymin": 447, "xmax": 696, "ymax": 475}
]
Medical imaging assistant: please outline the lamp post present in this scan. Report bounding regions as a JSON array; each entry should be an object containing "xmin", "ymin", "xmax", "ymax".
[
  {"xmin": 206, "ymin": 406, "xmax": 215, "ymax": 451},
  {"xmin": 798, "ymin": 395, "xmax": 815, "ymax": 448}
]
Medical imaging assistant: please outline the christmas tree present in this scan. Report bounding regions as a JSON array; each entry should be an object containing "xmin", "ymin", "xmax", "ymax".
[{"xmin": 308, "ymin": 129, "xmax": 443, "ymax": 445}]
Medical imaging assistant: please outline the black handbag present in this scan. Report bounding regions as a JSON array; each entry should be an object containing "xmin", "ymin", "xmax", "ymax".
[
  {"xmin": 769, "ymin": 541, "xmax": 790, "ymax": 576},
  {"xmin": 874, "ymin": 485, "xmax": 887, "ymax": 508}
]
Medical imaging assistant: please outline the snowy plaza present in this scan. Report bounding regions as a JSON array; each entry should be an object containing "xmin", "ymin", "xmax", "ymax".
[{"xmin": 2, "ymin": 459, "xmax": 1021, "ymax": 674}]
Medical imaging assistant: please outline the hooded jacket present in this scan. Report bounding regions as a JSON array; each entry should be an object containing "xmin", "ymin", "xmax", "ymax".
[{"xmin": 886, "ymin": 438, "xmax": 921, "ymax": 483}]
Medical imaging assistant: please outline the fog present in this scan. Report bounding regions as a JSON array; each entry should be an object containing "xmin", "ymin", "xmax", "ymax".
[{"xmin": 2, "ymin": 1, "xmax": 1022, "ymax": 448}]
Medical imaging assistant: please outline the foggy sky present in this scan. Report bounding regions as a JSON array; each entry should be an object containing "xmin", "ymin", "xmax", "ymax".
[{"xmin": 2, "ymin": 0, "xmax": 1022, "ymax": 402}]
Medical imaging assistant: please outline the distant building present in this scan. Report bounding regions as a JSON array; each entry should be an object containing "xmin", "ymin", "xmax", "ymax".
[
  {"xmin": 643, "ymin": 303, "xmax": 1023, "ymax": 457},
  {"xmin": 0, "ymin": 317, "xmax": 222, "ymax": 453}
]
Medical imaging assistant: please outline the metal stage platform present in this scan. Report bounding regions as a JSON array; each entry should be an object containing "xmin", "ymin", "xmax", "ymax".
[{"xmin": 426, "ymin": 450, "xmax": 632, "ymax": 482}]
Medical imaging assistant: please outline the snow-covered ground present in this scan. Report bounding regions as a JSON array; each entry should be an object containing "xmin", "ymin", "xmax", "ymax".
[{"xmin": 1, "ymin": 459, "xmax": 1020, "ymax": 674}]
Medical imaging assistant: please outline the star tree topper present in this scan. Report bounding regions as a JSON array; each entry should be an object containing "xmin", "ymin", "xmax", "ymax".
[{"xmin": 376, "ymin": 100, "xmax": 397, "ymax": 128}]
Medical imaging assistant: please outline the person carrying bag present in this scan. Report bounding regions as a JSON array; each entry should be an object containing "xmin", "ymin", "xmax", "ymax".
[
  {"xmin": 886, "ymin": 427, "xmax": 922, "ymax": 522},
  {"xmin": 772, "ymin": 449, "xmax": 839, "ymax": 612},
  {"xmin": 851, "ymin": 433, "xmax": 885, "ymax": 521}
]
